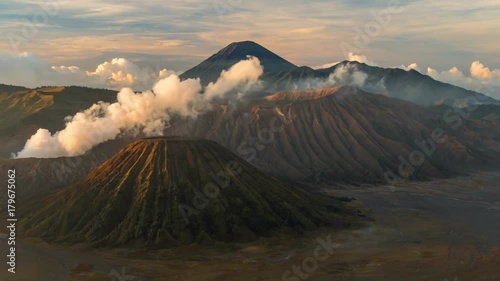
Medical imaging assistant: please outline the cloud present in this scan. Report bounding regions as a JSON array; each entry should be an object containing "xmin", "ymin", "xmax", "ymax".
[
  {"xmin": 470, "ymin": 61, "xmax": 500, "ymax": 80},
  {"xmin": 1, "ymin": 0, "xmax": 500, "ymax": 72},
  {"xmin": 426, "ymin": 61, "xmax": 500, "ymax": 98},
  {"xmin": 0, "ymin": 52, "xmax": 173, "ymax": 90},
  {"xmin": 427, "ymin": 66, "xmax": 465, "ymax": 81},
  {"xmin": 314, "ymin": 53, "xmax": 377, "ymax": 70},
  {"xmin": 347, "ymin": 53, "xmax": 377, "ymax": 66},
  {"xmin": 291, "ymin": 62, "xmax": 370, "ymax": 91},
  {"xmin": 399, "ymin": 63, "xmax": 419, "ymax": 71},
  {"xmin": 313, "ymin": 61, "xmax": 340, "ymax": 69},
  {"xmin": 327, "ymin": 63, "xmax": 368, "ymax": 87},
  {"xmin": 14, "ymin": 57, "xmax": 264, "ymax": 158},
  {"xmin": 312, "ymin": 59, "xmax": 500, "ymax": 99},
  {"xmin": 290, "ymin": 26, "xmax": 326, "ymax": 34}
]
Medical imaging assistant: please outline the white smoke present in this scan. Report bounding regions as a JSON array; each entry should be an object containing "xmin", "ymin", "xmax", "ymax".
[
  {"xmin": 292, "ymin": 63, "xmax": 370, "ymax": 91},
  {"xmin": 14, "ymin": 56, "xmax": 263, "ymax": 158},
  {"xmin": 314, "ymin": 53, "xmax": 377, "ymax": 70},
  {"xmin": 204, "ymin": 56, "xmax": 263, "ymax": 100},
  {"xmin": 326, "ymin": 63, "xmax": 368, "ymax": 87},
  {"xmin": 313, "ymin": 61, "xmax": 340, "ymax": 70}
]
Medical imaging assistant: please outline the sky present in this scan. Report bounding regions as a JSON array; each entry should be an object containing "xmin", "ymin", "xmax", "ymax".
[{"xmin": 0, "ymin": 0, "xmax": 499, "ymax": 95}]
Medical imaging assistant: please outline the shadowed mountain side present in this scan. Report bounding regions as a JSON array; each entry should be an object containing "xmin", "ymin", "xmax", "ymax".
[
  {"xmin": 341, "ymin": 62, "xmax": 500, "ymax": 107},
  {"xmin": 467, "ymin": 104, "xmax": 500, "ymax": 122},
  {"xmin": 0, "ymin": 138, "xmax": 130, "ymax": 201},
  {"xmin": 20, "ymin": 138, "xmax": 364, "ymax": 247},
  {"xmin": 0, "ymin": 83, "xmax": 29, "ymax": 93},
  {"xmin": 262, "ymin": 61, "xmax": 500, "ymax": 107},
  {"xmin": 164, "ymin": 87, "xmax": 500, "ymax": 185}
]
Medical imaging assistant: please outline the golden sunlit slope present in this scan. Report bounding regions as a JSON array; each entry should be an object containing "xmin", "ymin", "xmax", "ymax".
[
  {"xmin": 265, "ymin": 87, "xmax": 341, "ymax": 102},
  {"xmin": 0, "ymin": 86, "xmax": 118, "ymax": 157},
  {"xmin": 0, "ymin": 89, "xmax": 54, "ymax": 129}
]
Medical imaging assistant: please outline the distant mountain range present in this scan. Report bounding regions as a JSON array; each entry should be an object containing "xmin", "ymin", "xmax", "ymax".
[
  {"xmin": 180, "ymin": 41, "xmax": 499, "ymax": 107},
  {"xmin": 0, "ymin": 40, "xmax": 499, "ymax": 191},
  {"xmin": 0, "ymin": 86, "xmax": 117, "ymax": 157},
  {"xmin": 165, "ymin": 86, "xmax": 500, "ymax": 185}
]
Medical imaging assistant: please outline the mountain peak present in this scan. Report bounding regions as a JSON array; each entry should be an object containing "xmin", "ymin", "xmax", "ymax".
[
  {"xmin": 220, "ymin": 40, "xmax": 266, "ymax": 51},
  {"xmin": 180, "ymin": 41, "xmax": 297, "ymax": 84},
  {"xmin": 227, "ymin": 40, "xmax": 261, "ymax": 47},
  {"xmin": 22, "ymin": 137, "xmax": 356, "ymax": 247}
]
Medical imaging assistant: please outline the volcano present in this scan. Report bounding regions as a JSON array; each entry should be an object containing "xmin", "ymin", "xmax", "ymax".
[
  {"xmin": 180, "ymin": 41, "xmax": 297, "ymax": 84},
  {"xmin": 21, "ymin": 137, "xmax": 360, "ymax": 247}
]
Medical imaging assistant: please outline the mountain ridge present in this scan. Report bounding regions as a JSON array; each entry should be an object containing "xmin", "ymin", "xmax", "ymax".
[
  {"xmin": 164, "ymin": 86, "xmax": 500, "ymax": 185},
  {"xmin": 263, "ymin": 60, "xmax": 500, "ymax": 107}
]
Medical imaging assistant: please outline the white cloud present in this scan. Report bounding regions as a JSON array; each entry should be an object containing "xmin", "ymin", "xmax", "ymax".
[
  {"xmin": 312, "ymin": 58, "xmax": 499, "ymax": 99},
  {"xmin": 427, "ymin": 66, "xmax": 465, "ymax": 81},
  {"xmin": 399, "ymin": 63, "xmax": 419, "ymax": 71},
  {"xmin": 470, "ymin": 61, "xmax": 500, "ymax": 80},
  {"xmin": 313, "ymin": 61, "xmax": 340, "ymax": 69},
  {"xmin": 426, "ymin": 61, "xmax": 500, "ymax": 98},
  {"xmin": 314, "ymin": 53, "xmax": 376, "ymax": 69},
  {"xmin": 0, "ymin": 52, "xmax": 173, "ymax": 90},
  {"xmin": 347, "ymin": 53, "xmax": 377, "ymax": 66},
  {"xmin": 290, "ymin": 26, "xmax": 326, "ymax": 34}
]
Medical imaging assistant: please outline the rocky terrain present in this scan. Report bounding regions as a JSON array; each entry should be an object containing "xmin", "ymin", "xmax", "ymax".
[
  {"xmin": 20, "ymin": 137, "xmax": 365, "ymax": 247},
  {"xmin": 165, "ymin": 86, "xmax": 500, "ymax": 184}
]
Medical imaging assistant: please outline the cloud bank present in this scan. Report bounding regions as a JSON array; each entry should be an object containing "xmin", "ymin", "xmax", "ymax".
[
  {"xmin": 425, "ymin": 62, "xmax": 500, "ymax": 98},
  {"xmin": 14, "ymin": 56, "xmax": 263, "ymax": 158},
  {"xmin": 0, "ymin": 52, "xmax": 174, "ymax": 90}
]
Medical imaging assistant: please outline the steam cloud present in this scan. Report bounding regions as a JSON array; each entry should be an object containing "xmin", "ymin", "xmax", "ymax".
[
  {"xmin": 326, "ymin": 63, "xmax": 368, "ymax": 87},
  {"xmin": 314, "ymin": 52, "xmax": 377, "ymax": 69},
  {"xmin": 14, "ymin": 56, "xmax": 263, "ymax": 158},
  {"xmin": 292, "ymin": 62, "xmax": 370, "ymax": 91},
  {"xmin": 426, "ymin": 63, "xmax": 500, "ymax": 98}
]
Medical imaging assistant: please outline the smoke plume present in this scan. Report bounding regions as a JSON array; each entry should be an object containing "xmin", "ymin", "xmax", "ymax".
[
  {"xmin": 326, "ymin": 63, "xmax": 368, "ymax": 87},
  {"xmin": 291, "ymin": 62, "xmax": 370, "ymax": 91},
  {"xmin": 14, "ymin": 56, "xmax": 263, "ymax": 158}
]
